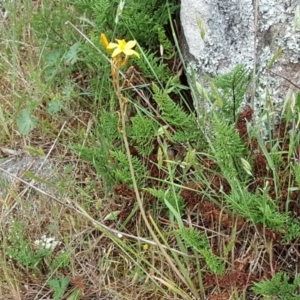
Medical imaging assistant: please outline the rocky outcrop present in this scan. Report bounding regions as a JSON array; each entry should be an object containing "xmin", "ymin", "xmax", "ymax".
[{"xmin": 180, "ymin": 0, "xmax": 300, "ymax": 110}]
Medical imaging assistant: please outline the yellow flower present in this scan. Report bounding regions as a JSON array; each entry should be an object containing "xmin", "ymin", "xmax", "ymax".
[{"xmin": 107, "ymin": 39, "xmax": 140, "ymax": 58}]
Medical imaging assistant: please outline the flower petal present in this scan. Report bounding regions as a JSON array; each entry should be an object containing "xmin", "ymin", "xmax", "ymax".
[
  {"xmin": 125, "ymin": 40, "xmax": 137, "ymax": 49},
  {"xmin": 133, "ymin": 51, "xmax": 140, "ymax": 58},
  {"xmin": 123, "ymin": 49, "xmax": 140, "ymax": 58},
  {"xmin": 107, "ymin": 42, "xmax": 118, "ymax": 50},
  {"xmin": 111, "ymin": 48, "xmax": 122, "ymax": 57},
  {"xmin": 100, "ymin": 33, "xmax": 109, "ymax": 48}
]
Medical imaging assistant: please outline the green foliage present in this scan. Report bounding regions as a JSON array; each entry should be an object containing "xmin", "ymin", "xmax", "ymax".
[
  {"xmin": 118, "ymin": 0, "xmax": 173, "ymax": 47},
  {"xmin": 98, "ymin": 111, "xmax": 120, "ymax": 142},
  {"xmin": 16, "ymin": 108, "xmax": 38, "ymax": 135},
  {"xmin": 6, "ymin": 221, "xmax": 52, "ymax": 269},
  {"xmin": 152, "ymin": 82, "xmax": 191, "ymax": 127},
  {"xmin": 209, "ymin": 64, "xmax": 251, "ymax": 123},
  {"xmin": 5, "ymin": 1, "xmax": 300, "ymax": 298},
  {"xmin": 72, "ymin": 0, "xmax": 110, "ymax": 29},
  {"xmin": 19, "ymin": 0, "xmax": 178, "ymax": 136},
  {"xmin": 71, "ymin": 0, "xmax": 178, "ymax": 49},
  {"xmin": 267, "ymin": 48, "xmax": 283, "ymax": 69},
  {"xmin": 225, "ymin": 187, "xmax": 289, "ymax": 232},
  {"xmin": 73, "ymin": 111, "xmax": 120, "ymax": 190},
  {"xmin": 179, "ymin": 227, "xmax": 225, "ymax": 275},
  {"xmin": 127, "ymin": 113, "xmax": 158, "ymax": 156},
  {"xmin": 292, "ymin": 162, "xmax": 300, "ymax": 186},
  {"xmin": 47, "ymin": 99, "xmax": 64, "ymax": 114},
  {"xmin": 74, "ymin": 110, "xmax": 157, "ymax": 189},
  {"xmin": 252, "ymin": 272, "xmax": 300, "ymax": 299},
  {"xmin": 210, "ymin": 116, "xmax": 248, "ymax": 180},
  {"xmin": 295, "ymin": 91, "xmax": 300, "ymax": 110},
  {"xmin": 110, "ymin": 150, "xmax": 147, "ymax": 188},
  {"xmin": 172, "ymin": 125, "xmax": 204, "ymax": 143},
  {"xmin": 136, "ymin": 49, "xmax": 173, "ymax": 82},
  {"xmin": 42, "ymin": 49, "xmax": 65, "ymax": 82},
  {"xmin": 283, "ymin": 218, "xmax": 300, "ymax": 242},
  {"xmin": 51, "ymin": 251, "xmax": 71, "ymax": 270},
  {"xmin": 15, "ymin": 43, "xmax": 82, "ymax": 135},
  {"xmin": 47, "ymin": 277, "xmax": 70, "ymax": 300},
  {"xmin": 73, "ymin": 144, "xmax": 117, "ymax": 191},
  {"xmin": 152, "ymin": 82, "xmax": 202, "ymax": 142},
  {"xmin": 157, "ymin": 26, "xmax": 175, "ymax": 60},
  {"xmin": 31, "ymin": 0, "xmax": 76, "ymax": 47},
  {"xmin": 146, "ymin": 187, "xmax": 185, "ymax": 216},
  {"xmin": 64, "ymin": 42, "xmax": 82, "ymax": 65}
]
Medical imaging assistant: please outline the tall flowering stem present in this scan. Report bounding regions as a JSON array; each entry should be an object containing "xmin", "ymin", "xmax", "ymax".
[
  {"xmin": 100, "ymin": 34, "xmax": 140, "ymax": 131},
  {"xmin": 99, "ymin": 33, "xmax": 191, "ymax": 289}
]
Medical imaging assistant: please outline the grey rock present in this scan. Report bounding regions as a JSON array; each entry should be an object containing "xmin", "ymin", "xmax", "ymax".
[
  {"xmin": 180, "ymin": 0, "xmax": 300, "ymax": 111},
  {"xmin": 0, "ymin": 156, "xmax": 59, "ymax": 197}
]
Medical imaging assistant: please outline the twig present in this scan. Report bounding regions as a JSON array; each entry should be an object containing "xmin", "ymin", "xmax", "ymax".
[{"xmin": 269, "ymin": 70, "xmax": 300, "ymax": 89}]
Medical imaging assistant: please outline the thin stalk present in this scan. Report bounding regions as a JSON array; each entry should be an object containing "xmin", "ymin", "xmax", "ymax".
[{"xmin": 113, "ymin": 65, "xmax": 194, "ymax": 292}]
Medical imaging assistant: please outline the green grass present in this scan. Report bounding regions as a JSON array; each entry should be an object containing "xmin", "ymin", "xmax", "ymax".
[{"xmin": 1, "ymin": 1, "xmax": 300, "ymax": 300}]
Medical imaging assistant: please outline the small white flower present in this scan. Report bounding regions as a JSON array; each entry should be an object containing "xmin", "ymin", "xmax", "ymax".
[{"xmin": 34, "ymin": 235, "xmax": 61, "ymax": 250}]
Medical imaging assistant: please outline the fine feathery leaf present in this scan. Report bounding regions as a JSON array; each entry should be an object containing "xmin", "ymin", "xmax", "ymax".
[
  {"xmin": 209, "ymin": 64, "xmax": 251, "ymax": 123},
  {"xmin": 127, "ymin": 114, "xmax": 158, "ymax": 156},
  {"xmin": 110, "ymin": 150, "xmax": 147, "ymax": 188},
  {"xmin": 178, "ymin": 227, "xmax": 225, "ymax": 275},
  {"xmin": 252, "ymin": 272, "xmax": 300, "ymax": 299},
  {"xmin": 210, "ymin": 115, "xmax": 248, "ymax": 180},
  {"xmin": 225, "ymin": 187, "xmax": 290, "ymax": 232},
  {"xmin": 152, "ymin": 82, "xmax": 194, "ymax": 127}
]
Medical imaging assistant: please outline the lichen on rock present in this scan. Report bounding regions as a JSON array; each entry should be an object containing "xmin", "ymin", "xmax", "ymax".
[{"xmin": 180, "ymin": 0, "xmax": 300, "ymax": 113}]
